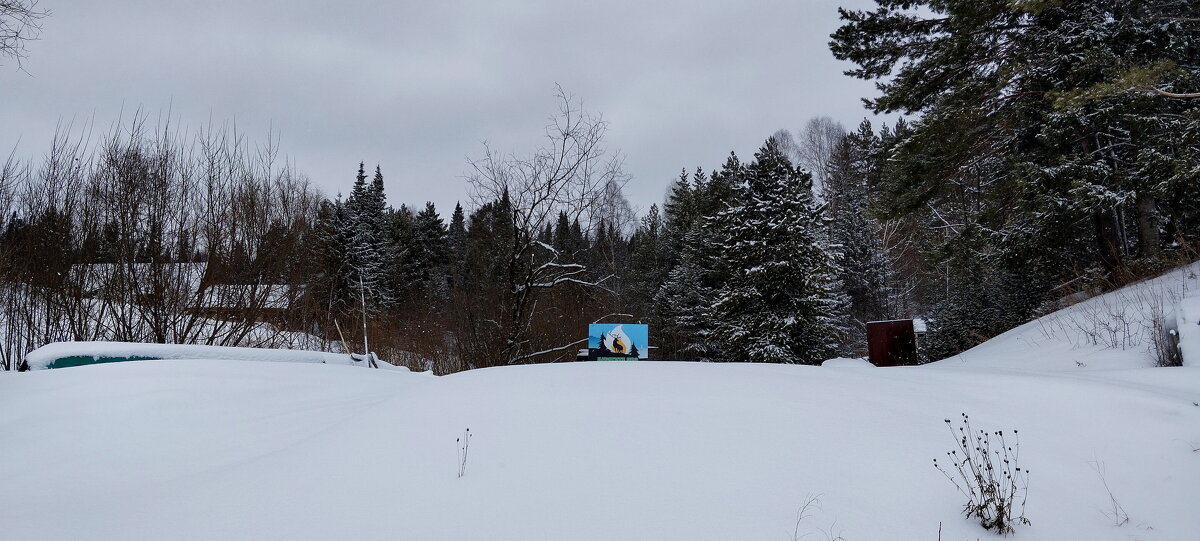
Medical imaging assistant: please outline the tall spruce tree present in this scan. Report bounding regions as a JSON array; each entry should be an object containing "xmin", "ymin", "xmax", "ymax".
[
  {"xmin": 447, "ymin": 202, "xmax": 467, "ymax": 289},
  {"xmin": 413, "ymin": 202, "xmax": 449, "ymax": 302},
  {"xmin": 386, "ymin": 204, "xmax": 420, "ymax": 303},
  {"xmin": 306, "ymin": 197, "xmax": 354, "ymax": 316},
  {"xmin": 825, "ymin": 120, "xmax": 901, "ymax": 352},
  {"xmin": 628, "ymin": 204, "xmax": 666, "ymax": 321},
  {"xmin": 708, "ymin": 137, "xmax": 848, "ymax": 364},
  {"xmin": 343, "ymin": 163, "xmax": 393, "ymax": 309},
  {"xmin": 653, "ymin": 227, "xmax": 720, "ymax": 360},
  {"xmin": 653, "ymin": 158, "xmax": 742, "ymax": 360},
  {"xmin": 453, "ymin": 191, "xmax": 516, "ymax": 369}
]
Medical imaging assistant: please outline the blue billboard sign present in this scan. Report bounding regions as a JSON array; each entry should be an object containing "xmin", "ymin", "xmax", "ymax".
[{"xmin": 587, "ymin": 323, "xmax": 648, "ymax": 360}]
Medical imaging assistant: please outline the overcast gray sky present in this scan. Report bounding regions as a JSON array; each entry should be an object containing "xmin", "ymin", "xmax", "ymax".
[{"xmin": 2, "ymin": 0, "xmax": 882, "ymax": 217}]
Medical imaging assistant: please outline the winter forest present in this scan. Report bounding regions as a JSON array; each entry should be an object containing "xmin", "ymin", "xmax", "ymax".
[{"xmin": 3, "ymin": 0, "xmax": 1200, "ymax": 373}]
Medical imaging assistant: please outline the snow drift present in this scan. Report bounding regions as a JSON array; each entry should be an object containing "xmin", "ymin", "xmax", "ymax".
[
  {"xmin": 934, "ymin": 262, "xmax": 1200, "ymax": 370},
  {"xmin": 3, "ymin": 266, "xmax": 1200, "ymax": 540},
  {"xmin": 1, "ymin": 356, "xmax": 1197, "ymax": 540},
  {"xmin": 22, "ymin": 341, "xmax": 389, "ymax": 370}
]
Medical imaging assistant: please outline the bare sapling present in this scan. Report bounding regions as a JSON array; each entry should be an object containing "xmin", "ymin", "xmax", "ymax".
[{"xmin": 457, "ymin": 428, "xmax": 472, "ymax": 478}]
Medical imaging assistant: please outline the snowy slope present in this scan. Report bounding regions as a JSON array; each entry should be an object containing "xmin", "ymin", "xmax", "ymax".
[
  {"xmin": 933, "ymin": 263, "xmax": 1200, "ymax": 371},
  {"xmin": 2, "ymin": 358, "xmax": 1198, "ymax": 540}
]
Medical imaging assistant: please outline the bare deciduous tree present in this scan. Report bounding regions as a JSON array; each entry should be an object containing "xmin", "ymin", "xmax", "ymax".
[
  {"xmin": 465, "ymin": 86, "xmax": 629, "ymax": 366},
  {"xmin": 793, "ymin": 117, "xmax": 847, "ymax": 200},
  {"xmin": 1, "ymin": 0, "xmax": 49, "ymax": 67},
  {"xmin": 0, "ymin": 113, "xmax": 324, "ymax": 370},
  {"xmin": 803, "ymin": 117, "xmax": 846, "ymax": 190}
]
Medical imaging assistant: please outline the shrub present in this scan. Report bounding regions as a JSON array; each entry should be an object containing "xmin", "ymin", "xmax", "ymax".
[{"xmin": 933, "ymin": 413, "xmax": 1030, "ymax": 535}]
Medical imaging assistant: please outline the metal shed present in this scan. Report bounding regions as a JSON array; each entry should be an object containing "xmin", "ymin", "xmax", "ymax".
[{"xmin": 866, "ymin": 319, "xmax": 918, "ymax": 367}]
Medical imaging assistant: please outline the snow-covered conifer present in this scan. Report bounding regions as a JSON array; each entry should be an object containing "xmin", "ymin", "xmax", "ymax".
[{"xmin": 708, "ymin": 137, "xmax": 848, "ymax": 364}]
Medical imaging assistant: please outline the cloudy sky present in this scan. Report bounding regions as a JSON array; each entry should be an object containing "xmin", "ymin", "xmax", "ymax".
[{"xmin": 2, "ymin": 0, "xmax": 883, "ymax": 216}]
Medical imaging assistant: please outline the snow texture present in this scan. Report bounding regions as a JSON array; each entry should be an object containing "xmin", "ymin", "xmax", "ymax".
[
  {"xmin": 820, "ymin": 356, "xmax": 875, "ymax": 367},
  {"xmin": 933, "ymin": 262, "xmax": 1200, "ymax": 370},
  {"xmin": 2, "ymin": 270, "xmax": 1200, "ymax": 540}
]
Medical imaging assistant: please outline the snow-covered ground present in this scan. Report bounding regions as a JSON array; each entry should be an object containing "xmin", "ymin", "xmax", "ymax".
[
  {"xmin": 933, "ymin": 262, "xmax": 1200, "ymax": 371},
  {"xmin": 2, "ymin": 270, "xmax": 1199, "ymax": 540}
]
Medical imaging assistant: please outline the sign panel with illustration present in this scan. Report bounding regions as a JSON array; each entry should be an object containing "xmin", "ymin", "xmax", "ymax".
[{"xmin": 587, "ymin": 323, "xmax": 648, "ymax": 361}]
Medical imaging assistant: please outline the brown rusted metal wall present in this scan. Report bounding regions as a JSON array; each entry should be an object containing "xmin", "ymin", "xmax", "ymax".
[{"xmin": 866, "ymin": 319, "xmax": 917, "ymax": 367}]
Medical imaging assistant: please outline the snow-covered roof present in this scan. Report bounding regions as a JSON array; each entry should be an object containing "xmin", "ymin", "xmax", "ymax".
[{"xmin": 23, "ymin": 341, "xmax": 378, "ymax": 370}]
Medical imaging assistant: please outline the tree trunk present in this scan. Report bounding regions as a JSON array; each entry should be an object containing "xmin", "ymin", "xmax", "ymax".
[
  {"xmin": 1136, "ymin": 191, "xmax": 1161, "ymax": 257},
  {"xmin": 1093, "ymin": 208, "xmax": 1124, "ymax": 281}
]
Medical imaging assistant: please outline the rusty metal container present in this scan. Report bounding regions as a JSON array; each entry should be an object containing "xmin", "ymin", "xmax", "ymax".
[{"xmin": 867, "ymin": 319, "xmax": 918, "ymax": 367}]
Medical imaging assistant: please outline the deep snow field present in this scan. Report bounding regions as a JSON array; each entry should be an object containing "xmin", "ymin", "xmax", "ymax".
[{"xmin": 2, "ymin": 270, "xmax": 1200, "ymax": 540}]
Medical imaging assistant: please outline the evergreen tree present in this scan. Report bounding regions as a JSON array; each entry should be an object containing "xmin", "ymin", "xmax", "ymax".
[
  {"xmin": 386, "ymin": 204, "xmax": 420, "ymax": 302},
  {"xmin": 629, "ymin": 204, "xmax": 666, "ymax": 320},
  {"xmin": 343, "ymin": 163, "xmax": 393, "ymax": 309},
  {"xmin": 825, "ymin": 120, "xmax": 901, "ymax": 352},
  {"xmin": 447, "ymin": 202, "xmax": 467, "ymax": 289},
  {"xmin": 453, "ymin": 192, "xmax": 517, "ymax": 369},
  {"xmin": 653, "ymin": 157, "xmax": 745, "ymax": 360},
  {"xmin": 413, "ymin": 202, "xmax": 449, "ymax": 302},
  {"xmin": 660, "ymin": 169, "xmax": 697, "ymax": 268},
  {"xmin": 831, "ymin": 0, "xmax": 1200, "ymax": 357},
  {"xmin": 708, "ymin": 137, "xmax": 848, "ymax": 364},
  {"xmin": 305, "ymin": 197, "xmax": 354, "ymax": 315},
  {"xmin": 552, "ymin": 211, "xmax": 573, "ymax": 254},
  {"xmin": 652, "ymin": 227, "xmax": 720, "ymax": 360}
]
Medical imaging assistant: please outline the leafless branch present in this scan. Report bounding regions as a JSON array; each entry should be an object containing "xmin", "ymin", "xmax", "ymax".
[
  {"xmin": 0, "ymin": 0, "xmax": 50, "ymax": 69},
  {"xmin": 1150, "ymin": 87, "xmax": 1200, "ymax": 99}
]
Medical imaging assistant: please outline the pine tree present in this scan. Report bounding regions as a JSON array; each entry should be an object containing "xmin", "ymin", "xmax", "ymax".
[
  {"xmin": 825, "ymin": 120, "xmax": 902, "ymax": 352},
  {"xmin": 652, "ymin": 158, "xmax": 745, "ymax": 360},
  {"xmin": 552, "ymin": 211, "xmax": 572, "ymax": 254},
  {"xmin": 453, "ymin": 193, "xmax": 517, "ymax": 369},
  {"xmin": 306, "ymin": 197, "xmax": 354, "ymax": 315},
  {"xmin": 343, "ymin": 163, "xmax": 394, "ymax": 309},
  {"xmin": 831, "ymin": 0, "xmax": 1200, "ymax": 358},
  {"xmin": 386, "ymin": 204, "xmax": 420, "ymax": 302},
  {"xmin": 652, "ymin": 227, "xmax": 720, "ymax": 360},
  {"xmin": 660, "ymin": 169, "xmax": 697, "ymax": 269},
  {"xmin": 832, "ymin": 0, "xmax": 1200, "ymax": 286},
  {"xmin": 629, "ymin": 204, "xmax": 666, "ymax": 320},
  {"xmin": 447, "ymin": 202, "xmax": 467, "ymax": 289},
  {"xmin": 413, "ymin": 202, "xmax": 449, "ymax": 302},
  {"xmin": 708, "ymin": 137, "xmax": 848, "ymax": 364}
]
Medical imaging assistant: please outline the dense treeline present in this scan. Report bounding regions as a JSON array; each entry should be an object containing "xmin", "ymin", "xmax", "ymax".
[
  {"xmin": 831, "ymin": 0, "xmax": 1200, "ymax": 359},
  {"xmin": 0, "ymin": 111, "xmax": 904, "ymax": 372},
  {"xmin": 2, "ymin": 2, "xmax": 1198, "ymax": 372}
]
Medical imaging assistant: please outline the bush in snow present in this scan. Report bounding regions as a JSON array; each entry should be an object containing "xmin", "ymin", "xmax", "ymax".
[{"xmin": 933, "ymin": 413, "xmax": 1030, "ymax": 535}]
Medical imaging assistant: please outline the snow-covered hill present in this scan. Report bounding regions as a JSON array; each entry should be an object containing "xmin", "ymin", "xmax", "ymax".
[
  {"xmin": 5, "ymin": 266, "xmax": 1200, "ymax": 539},
  {"xmin": 2, "ymin": 351, "xmax": 1198, "ymax": 540},
  {"xmin": 934, "ymin": 263, "xmax": 1200, "ymax": 371}
]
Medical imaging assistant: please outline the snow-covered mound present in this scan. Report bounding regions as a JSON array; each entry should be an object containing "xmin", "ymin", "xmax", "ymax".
[
  {"xmin": 1, "ymin": 358, "xmax": 1197, "ymax": 540},
  {"xmin": 821, "ymin": 356, "xmax": 874, "ymax": 367},
  {"xmin": 933, "ymin": 263, "xmax": 1200, "ymax": 370},
  {"xmin": 22, "ymin": 341, "xmax": 396, "ymax": 370}
]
